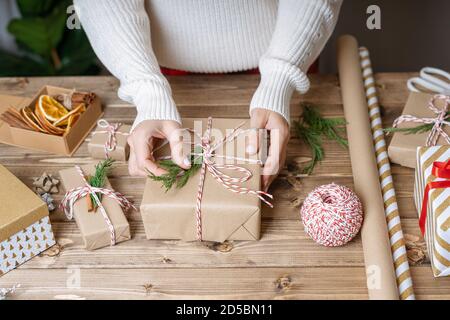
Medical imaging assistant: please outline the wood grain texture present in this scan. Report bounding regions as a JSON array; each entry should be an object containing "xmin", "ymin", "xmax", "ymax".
[
  {"xmin": 1, "ymin": 267, "xmax": 447, "ymax": 300},
  {"xmin": 0, "ymin": 73, "xmax": 447, "ymax": 300},
  {"xmin": 0, "ymin": 267, "xmax": 370, "ymax": 300},
  {"xmin": 11, "ymin": 219, "xmax": 425, "ymax": 270}
]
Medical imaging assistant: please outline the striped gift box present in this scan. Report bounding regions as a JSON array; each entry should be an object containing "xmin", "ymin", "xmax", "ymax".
[{"xmin": 415, "ymin": 146, "xmax": 450, "ymax": 277}]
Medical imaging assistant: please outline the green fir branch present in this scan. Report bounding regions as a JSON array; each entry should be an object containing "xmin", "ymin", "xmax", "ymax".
[
  {"xmin": 88, "ymin": 158, "xmax": 115, "ymax": 210},
  {"xmin": 148, "ymin": 149, "xmax": 202, "ymax": 192},
  {"xmin": 384, "ymin": 112, "xmax": 450, "ymax": 135},
  {"xmin": 293, "ymin": 104, "xmax": 348, "ymax": 174}
]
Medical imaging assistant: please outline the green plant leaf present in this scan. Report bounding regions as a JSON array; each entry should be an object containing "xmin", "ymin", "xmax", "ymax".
[
  {"xmin": 148, "ymin": 152, "xmax": 202, "ymax": 192},
  {"xmin": 16, "ymin": 0, "xmax": 59, "ymax": 17},
  {"xmin": 88, "ymin": 159, "xmax": 115, "ymax": 210},
  {"xmin": 7, "ymin": 6, "xmax": 67, "ymax": 57},
  {"xmin": 57, "ymin": 29, "xmax": 99, "ymax": 75},
  {"xmin": 0, "ymin": 50, "xmax": 51, "ymax": 76}
]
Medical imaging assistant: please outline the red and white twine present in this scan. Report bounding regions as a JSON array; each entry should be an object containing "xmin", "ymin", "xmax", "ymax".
[
  {"xmin": 159, "ymin": 117, "xmax": 273, "ymax": 241},
  {"xmin": 60, "ymin": 165, "xmax": 136, "ymax": 246},
  {"xmin": 300, "ymin": 183, "xmax": 363, "ymax": 247},
  {"xmin": 392, "ymin": 94, "xmax": 450, "ymax": 146},
  {"xmin": 93, "ymin": 119, "xmax": 129, "ymax": 158}
]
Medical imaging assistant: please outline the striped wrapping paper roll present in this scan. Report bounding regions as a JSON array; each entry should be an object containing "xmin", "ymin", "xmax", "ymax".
[{"xmin": 359, "ymin": 47, "xmax": 415, "ymax": 300}]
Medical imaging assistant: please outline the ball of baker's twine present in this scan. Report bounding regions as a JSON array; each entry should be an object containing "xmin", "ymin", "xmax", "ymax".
[{"xmin": 300, "ymin": 183, "xmax": 363, "ymax": 247}]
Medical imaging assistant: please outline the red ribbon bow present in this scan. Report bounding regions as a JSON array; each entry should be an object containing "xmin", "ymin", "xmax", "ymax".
[{"xmin": 419, "ymin": 160, "xmax": 450, "ymax": 235}]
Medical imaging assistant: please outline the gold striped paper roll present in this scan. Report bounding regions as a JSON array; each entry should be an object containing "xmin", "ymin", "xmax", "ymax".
[
  {"xmin": 359, "ymin": 47, "xmax": 415, "ymax": 300},
  {"xmin": 338, "ymin": 35, "xmax": 398, "ymax": 300}
]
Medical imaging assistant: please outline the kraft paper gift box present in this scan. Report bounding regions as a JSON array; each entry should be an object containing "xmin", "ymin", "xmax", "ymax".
[
  {"xmin": 88, "ymin": 122, "xmax": 131, "ymax": 161},
  {"xmin": 388, "ymin": 92, "xmax": 450, "ymax": 169},
  {"xmin": 414, "ymin": 146, "xmax": 450, "ymax": 277},
  {"xmin": 0, "ymin": 165, "xmax": 56, "ymax": 275},
  {"xmin": 59, "ymin": 164, "xmax": 131, "ymax": 250},
  {"xmin": 140, "ymin": 118, "xmax": 266, "ymax": 242},
  {"xmin": 0, "ymin": 86, "xmax": 102, "ymax": 156}
]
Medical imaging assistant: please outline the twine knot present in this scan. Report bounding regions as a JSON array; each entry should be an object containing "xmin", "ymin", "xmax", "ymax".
[
  {"xmin": 94, "ymin": 119, "xmax": 128, "ymax": 158},
  {"xmin": 393, "ymin": 94, "xmax": 450, "ymax": 146}
]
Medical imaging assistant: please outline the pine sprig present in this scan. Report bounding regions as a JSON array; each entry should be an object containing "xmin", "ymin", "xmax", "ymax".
[
  {"xmin": 293, "ymin": 104, "xmax": 348, "ymax": 174},
  {"xmin": 148, "ymin": 149, "xmax": 202, "ymax": 192},
  {"xmin": 88, "ymin": 158, "xmax": 115, "ymax": 210},
  {"xmin": 384, "ymin": 112, "xmax": 450, "ymax": 135},
  {"xmin": 294, "ymin": 120, "xmax": 324, "ymax": 174}
]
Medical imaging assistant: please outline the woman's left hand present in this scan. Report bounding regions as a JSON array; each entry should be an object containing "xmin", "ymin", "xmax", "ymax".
[{"xmin": 247, "ymin": 108, "xmax": 290, "ymax": 192}]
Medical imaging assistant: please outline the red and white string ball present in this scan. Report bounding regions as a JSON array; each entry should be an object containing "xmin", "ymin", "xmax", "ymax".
[{"xmin": 300, "ymin": 183, "xmax": 363, "ymax": 247}]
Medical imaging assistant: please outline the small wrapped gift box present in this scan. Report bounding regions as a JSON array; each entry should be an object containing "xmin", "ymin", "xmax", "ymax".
[
  {"xmin": 59, "ymin": 164, "xmax": 132, "ymax": 250},
  {"xmin": 88, "ymin": 120, "xmax": 131, "ymax": 161},
  {"xmin": 388, "ymin": 92, "xmax": 450, "ymax": 168},
  {"xmin": 140, "ymin": 118, "xmax": 271, "ymax": 242},
  {"xmin": 0, "ymin": 165, "xmax": 56, "ymax": 275},
  {"xmin": 414, "ymin": 146, "xmax": 450, "ymax": 277}
]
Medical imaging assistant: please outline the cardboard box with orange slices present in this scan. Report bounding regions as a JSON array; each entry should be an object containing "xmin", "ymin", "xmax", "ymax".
[{"xmin": 0, "ymin": 86, "xmax": 102, "ymax": 156}]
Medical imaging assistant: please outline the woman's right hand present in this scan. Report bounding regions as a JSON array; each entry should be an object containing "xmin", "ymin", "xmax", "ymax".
[{"xmin": 127, "ymin": 119, "xmax": 191, "ymax": 176}]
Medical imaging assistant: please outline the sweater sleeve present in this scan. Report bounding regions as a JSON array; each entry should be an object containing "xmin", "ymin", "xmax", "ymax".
[
  {"xmin": 74, "ymin": 0, "xmax": 180, "ymax": 130},
  {"xmin": 250, "ymin": 0, "xmax": 342, "ymax": 123}
]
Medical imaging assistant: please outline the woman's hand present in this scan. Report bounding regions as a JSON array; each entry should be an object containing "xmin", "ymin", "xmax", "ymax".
[
  {"xmin": 127, "ymin": 120, "xmax": 191, "ymax": 176},
  {"xmin": 248, "ymin": 108, "xmax": 290, "ymax": 192}
]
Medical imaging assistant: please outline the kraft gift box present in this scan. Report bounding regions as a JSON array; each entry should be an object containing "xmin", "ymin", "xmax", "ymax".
[
  {"xmin": 0, "ymin": 165, "xmax": 56, "ymax": 275},
  {"xmin": 414, "ymin": 146, "xmax": 450, "ymax": 277},
  {"xmin": 88, "ymin": 123, "xmax": 131, "ymax": 161},
  {"xmin": 140, "ymin": 118, "xmax": 265, "ymax": 242},
  {"xmin": 0, "ymin": 85, "xmax": 103, "ymax": 156},
  {"xmin": 388, "ymin": 92, "xmax": 450, "ymax": 169},
  {"xmin": 59, "ymin": 164, "xmax": 131, "ymax": 250}
]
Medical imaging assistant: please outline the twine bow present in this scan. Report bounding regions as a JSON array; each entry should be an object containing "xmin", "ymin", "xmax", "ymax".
[
  {"xmin": 157, "ymin": 117, "xmax": 273, "ymax": 241},
  {"xmin": 393, "ymin": 94, "xmax": 450, "ymax": 146},
  {"xmin": 93, "ymin": 119, "xmax": 128, "ymax": 158},
  {"xmin": 419, "ymin": 160, "xmax": 450, "ymax": 235},
  {"xmin": 60, "ymin": 166, "xmax": 136, "ymax": 246}
]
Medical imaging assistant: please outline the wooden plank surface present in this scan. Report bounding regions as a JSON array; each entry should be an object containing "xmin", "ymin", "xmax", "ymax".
[
  {"xmin": 0, "ymin": 73, "xmax": 446, "ymax": 300},
  {"xmin": 3, "ymin": 266, "xmax": 449, "ymax": 300}
]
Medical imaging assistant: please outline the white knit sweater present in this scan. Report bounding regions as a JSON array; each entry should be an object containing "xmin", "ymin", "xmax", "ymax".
[{"xmin": 74, "ymin": 0, "xmax": 342, "ymax": 129}]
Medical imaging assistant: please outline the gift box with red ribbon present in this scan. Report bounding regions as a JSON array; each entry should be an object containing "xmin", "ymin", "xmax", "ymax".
[{"xmin": 414, "ymin": 146, "xmax": 450, "ymax": 277}]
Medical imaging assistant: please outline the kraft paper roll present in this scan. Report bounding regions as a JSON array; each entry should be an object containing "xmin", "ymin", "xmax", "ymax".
[{"xmin": 337, "ymin": 35, "xmax": 398, "ymax": 300}]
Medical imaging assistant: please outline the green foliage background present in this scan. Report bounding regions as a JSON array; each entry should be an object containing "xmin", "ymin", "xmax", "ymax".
[{"xmin": 0, "ymin": 0, "xmax": 100, "ymax": 76}]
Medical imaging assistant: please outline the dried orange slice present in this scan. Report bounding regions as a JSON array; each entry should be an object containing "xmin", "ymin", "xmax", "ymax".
[
  {"xmin": 32, "ymin": 109, "xmax": 52, "ymax": 134},
  {"xmin": 35, "ymin": 102, "xmax": 66, "ymax": 136},
  {"xmin": 65, "ymin": 113, "xmax": 81, "ymax": 133},
  {"xmin": 37, "ymin": 95, "xmax": 69, "ymax": 123},
  {"xmin": 20, "ymin": 107, "xmax": 46, "ymax": 133},
  {"xmin": 53, "ymin": 103, "xmax": 86, "ymax": 127}
]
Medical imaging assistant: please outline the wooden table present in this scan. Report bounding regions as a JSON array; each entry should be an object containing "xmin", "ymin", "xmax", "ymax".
[{"xmin": 0, "ymin": 74, "xmax": 449, "ymax": 300}]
